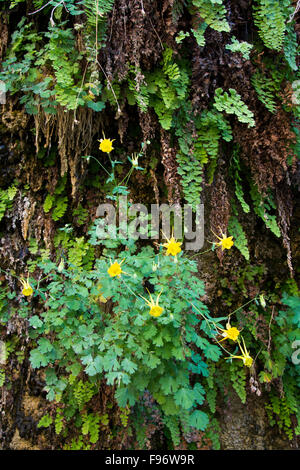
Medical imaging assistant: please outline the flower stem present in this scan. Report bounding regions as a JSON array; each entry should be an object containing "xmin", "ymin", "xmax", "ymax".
[{"xmin": 87, "ymin": 155, "xmax": 111, "ymax": 177}]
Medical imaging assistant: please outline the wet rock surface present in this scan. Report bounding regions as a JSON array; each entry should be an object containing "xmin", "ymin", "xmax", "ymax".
[{"xmin": 219, "ymin": 392, "xmax": 298, "ymax": 450}]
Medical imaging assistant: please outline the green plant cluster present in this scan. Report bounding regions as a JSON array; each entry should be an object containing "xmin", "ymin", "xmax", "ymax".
[
  {"xmin": 259, "ymin": 288, "xmax": 300, "ymax": 439},
  {"xmin": 24, "ymin": 239, "xmax": 225, "ymax": 440},
  {"xmin": 175, "ymin": 108, "xmax": 232, "ymax": 208},
  {"xmin": 0, "ymin": 17, "xmax": 105, "ymax": 113},
  {"xmin": 191, "ymin": 0, "xmax": 230, "ymax": 47},
  {"xmin": 43, "ymin": 176, "xmax": 69, "ymax": 221},
  {"xmin": 212, "ymin": 272, "xmax": 300, "ymax": 441},
  {"xmin": 249, "ymin": 183, "xmax": 281, "ymax": 238},
  {"xmin": 225, "ymin": 37, "xmax": 253, "ymax": 61},
  {"xmin": 0, "ymin": 184, "xmax": 18, "ymax": 222}
]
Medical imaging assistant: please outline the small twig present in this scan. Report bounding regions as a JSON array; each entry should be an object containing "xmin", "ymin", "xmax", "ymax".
[
  {"xmin": 121, "ymin": 278, "xmax": 140, "ymax": 301},
  {"xmin": 267, "ymin": 306, "xmax": 275, "ymax": 352},
  {"xmin": 49, "ymin": 0, "xmax": 64, "ymax": 26},
  {"xmin": 109, "ymin": 4, "xmax": 115, "ymax": 42},
  {"xmin": 28, "ymin": 0, "xmax": 53, "ymax": 15},
  {"xmin": 288, "ymin": 0, "xmax": 300, "ymax": 22},
  {"xmin": 148, "ymin": 17, "xmax": 164, "ymax": 50},
  {"xmin": 73, "ymin": 62, "xmax": 88, "ymax": 127},
  {"xmin": 96, "ymin": 59, "xmax": 121, "ymax": 113},
  {"xmin": 95, "ymin": 0, "xmax": 99, "ymax": 65},
  {"xmin": 140, "ymin": 0, "xmax": 145, "ymax": 16},
  {"xmin": 85, "ymin": 155, "xmax": 111, "ymax": 176}
]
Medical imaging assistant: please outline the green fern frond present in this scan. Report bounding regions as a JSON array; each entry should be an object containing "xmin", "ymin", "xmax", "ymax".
[
  {"xmin": 192, "ymin": 0, "xmax": 230, "ymax": 33},
  {"xmin": 229, "ymin": 362, "xmax": 247, "ymax": 403},
  {"xmin": 250, "ymin": 184, "xmax": 281, "ymax": 237},
  {"xmin": 163, "ymin": 414, "xmax": 181, "ymax": 447},
  {"xmin": 52, "ymin": 196, "xmax": 68, "ymax": 221},
  {"xmin": 226, "ymin": 36, "xmax": 253, "ymax": 60},
  {"xmin": 214, "ymin": 88, "xmax": 255, "ymax": 127},
  {"xmin": 283, "ymin": 23, "xmax": 298, "ymax": 71},
  {"xmin": 0, "ymin": 185, "xmax": 18, "ymax": 222},
  {"xmin": 251, "ymin": 72, "xmax": 277, "ymax": 113},
  {"xmin": 253, "ymin": 0, "xmax": 290, "ymax": 51},
  {"xmin": 228, "ymin": 216, "xmax": 250, "ymax": 261}
]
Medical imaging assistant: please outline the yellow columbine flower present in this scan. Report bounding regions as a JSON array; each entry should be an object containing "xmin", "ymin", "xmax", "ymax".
[
  {"xmin": 107, "ymin": 259, "xmax": 125, "ymax": 278},
  {"xmin": 20, "ymin": 277, "xmax": 33, "ymax": 297},
  {"xmin": 162, "ymin": 231, "xmax": 182, "ymax": 257},
  {"xmin": 98, "ymin": 138, "xmax": 115, "ymax": 153},
  {"xmin": 226, "ymin": 337, "xmax": 253, "ymax": 368},
  {"xmin": 214, "ymin": 232, "xmax": 234, "ymax": 251},
  {"xmin": 140, "ymin": 289, "xmax": 164, "ymax": 317},
  {"xmin": 217, "ymin": 324, "xmax": 240, "ymax": 343},
  {"xmin": 131, "ymin": 153, "xmax": 139, "ymax": 167}
]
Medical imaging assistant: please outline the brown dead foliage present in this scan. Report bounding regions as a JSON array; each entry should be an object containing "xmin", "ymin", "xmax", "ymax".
[
  {"xmin": 1, "ymin": 104, "xmax": 29, "ymax": 133},
  {"xmin": 138, "ymin": 108, "xmax": 157, "ymax": 144},
  {"xmin": 33, "ymin": 105, "xmax": 103, "ymax": 197},
  {"xmin": 105, "ymin": 0, "xmax": 168, "ymax": 80},
  {"xmin": 209, "ymin": 169, "xmax": 230, "ymax": 262},
  {"xmin": 0, "ymin": 12, "xmax": 9, "ymax": 61},
  {"xmin": 275, "ymin": 182, "xmax": 294, "ymax": 276},
  {"xmin": 160, "ymin": 128, "xmax": 181, "ymax": 204},
  {"xmin": 234, "ymin": 108, "xmax": 297, "ymax": 193}
]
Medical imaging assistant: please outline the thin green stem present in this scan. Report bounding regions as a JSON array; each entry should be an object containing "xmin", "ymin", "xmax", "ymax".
[
  {"xmin": 227, "ymin": 296, "xmax": 258, "ymax": 319},
  {"xmin": 119, "ymin": 167, "xmax": 133, "ymax": 187},
  {"xmin": 189, "ymin": 302, "xmax": 214, "ymax": 332},
  {"xmin": 121, "ymin": 278, "xmax": 140, "ymax": 301},
  {"xmin": 88, "ymin": 155, "xmax": 111, "ymax": 177},
  {"xmin": 188, "ymin": 248, "xmax": 212, "ymax": 259},
  {"xmin": 0, "ymin": 267, "xmax": 19, "ymax": 281}
]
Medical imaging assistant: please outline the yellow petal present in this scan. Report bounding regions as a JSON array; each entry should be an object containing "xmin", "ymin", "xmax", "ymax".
[
  {"xmin": 149, "ymin": 305, "xmax": 163, "ymax": 317},
  {"xmin": 107, "ymin": 262, "xmax": 122, "ymax": 277}
]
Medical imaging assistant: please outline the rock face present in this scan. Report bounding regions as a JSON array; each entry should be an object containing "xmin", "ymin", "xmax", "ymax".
[
  {"xmin": 0, "ymin": 0, "xmax": 299, "ymax": 452},
  {"xmin": 9, "ymin": 429, "xmax": 40, "ymax": 450},
  {"xmin": 219, "ymin": 392, "xmax": 297, "ymax": 450},
  {"xmin": 1, "ymin": 370, "xmax": 298, "ymax": 450}
]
